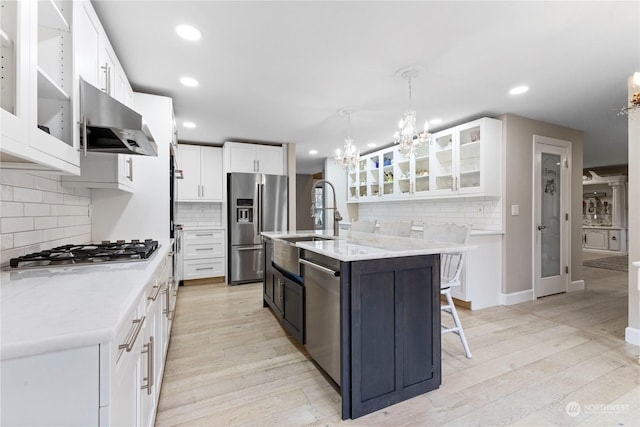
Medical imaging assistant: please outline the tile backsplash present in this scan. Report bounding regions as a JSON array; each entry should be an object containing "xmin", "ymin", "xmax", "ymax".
[
  {"xmin": 0, "ymin": 171, "xmax": 92, "ymax": 266},
  {"xmin": 357, "ymin": 197, "xmax": 502, "ymax": 232},
  {"xmin": 176, "ymin": 202, "xmax": 223, "ymax": 227}
]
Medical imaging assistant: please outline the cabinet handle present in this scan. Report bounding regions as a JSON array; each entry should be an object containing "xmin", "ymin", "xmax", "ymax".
[
  {"xmin": 299, "ymin": 258, "xmax": 340, "ymax": 277},
  {"xmin": 202, "ymin": 185, "xmax": 205, "ymax": 198},
  {"xmin": 148, "ymin": 285, "xmax": 161, "ymax": 301},
  {"xmin": 196, "ymin": 233, "xmax": 214, "ymax": 237},
  {"xmin": 126, "ymin": 157, "xmax": 133, "ymax": 181},
  {"xmin": 196, "ymin": 267, "xmax": 214, "ymax": 271},
  {"xmin": 163, "ymin": 284, "xmax": 170, "ymax": 317},
  {"xmin": 141, "ymin": 336, "xmax": 154, "ymax": 395},
  {"xmin": 611, "ymin": 236, "xmax": 617, "ymax": 240},
  {"xmin": 195, "ymin": 247, "xmax": 214, "ymax": 251},
  {"xmin": 101, "ymin": 63, "xmax": 110, "ymax": 94},
  {"xmin": 119, "ymin": 316, "xmax": 145, "ymax": 352},
  {"xmin": 80, "ymin": 116, "xmax": 88, "ymax": 157}
]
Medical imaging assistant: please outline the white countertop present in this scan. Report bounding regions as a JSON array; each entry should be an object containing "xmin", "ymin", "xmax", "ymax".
[
  {"xmin": 262, "ymin": 230, "xmax": 471, "ymax": 262},
  {"xmin": 0, "ymin": 240, "xmax": 171, "ymax": 361}
]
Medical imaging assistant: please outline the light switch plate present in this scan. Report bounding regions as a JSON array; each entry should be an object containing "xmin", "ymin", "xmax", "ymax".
[{"xmin": 511, "ymin": 205, "xmax": 520, "ymax": 216}]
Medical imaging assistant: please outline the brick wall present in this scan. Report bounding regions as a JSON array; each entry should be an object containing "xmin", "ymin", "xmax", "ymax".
[{"xmin": 0, "ymin": 171, "xmax": 91, "ymax": 267}]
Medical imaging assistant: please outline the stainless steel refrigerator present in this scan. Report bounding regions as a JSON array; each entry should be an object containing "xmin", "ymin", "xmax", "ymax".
[{"xmin": 228, "ymin": 173, "xmax": 288, "ymax": 285}]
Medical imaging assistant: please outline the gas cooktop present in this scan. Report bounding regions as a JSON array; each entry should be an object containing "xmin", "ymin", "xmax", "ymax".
[{"xmin": 9, "ymin": 239, "xmax": 159, "ymax": 269}]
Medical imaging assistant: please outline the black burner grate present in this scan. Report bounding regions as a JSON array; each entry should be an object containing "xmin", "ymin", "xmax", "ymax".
[{"xmin": 9, "ymin": 239, "xmax": 159, "ymax": 269}]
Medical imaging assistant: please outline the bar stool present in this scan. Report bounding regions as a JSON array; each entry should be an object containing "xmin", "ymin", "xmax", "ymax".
[
  {"xmin": 377, "ymin": 220, "xmax": 413, "ymax": 237},
  {"xmin": 424, "ymin": 223, "xmax": 472, "ymax": 359}
]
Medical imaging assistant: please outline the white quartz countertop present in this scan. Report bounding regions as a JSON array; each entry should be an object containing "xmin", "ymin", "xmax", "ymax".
[
  {"xmin": 0, "ymin": 240, "xmax": 171, "ymax": 361},
  {"xmin": 262, "ymin": 230, "xmax": 471, "ymax": 262}
]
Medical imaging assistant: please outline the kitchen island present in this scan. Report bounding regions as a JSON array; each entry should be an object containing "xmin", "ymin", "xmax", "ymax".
[{"xmin": 262, "ymin": 230, "xmax": 468, "ymax": 419}]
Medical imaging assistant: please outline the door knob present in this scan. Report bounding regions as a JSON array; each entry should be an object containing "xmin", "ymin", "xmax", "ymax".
[{"xmin": 537, "ymin": 225, "xmax": 547, "ymax": 231}]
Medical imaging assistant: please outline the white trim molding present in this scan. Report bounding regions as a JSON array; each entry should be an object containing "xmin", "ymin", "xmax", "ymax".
[
  {"xmin": 625, "ymin": 327, "xmax": 640, "ymax": 346},
  {"xmin": 500, "ymin": 290, "xmax": 534, "ymax": 306},
  {"xmin": 568, "ymin": 280, "xmax": 585, "ymax": 292}
]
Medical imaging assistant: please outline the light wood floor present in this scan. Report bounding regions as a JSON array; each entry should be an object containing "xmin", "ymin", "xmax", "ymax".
[{"xmin": 155, "ymin": 257, "xmax": 639, "ymax": 426}]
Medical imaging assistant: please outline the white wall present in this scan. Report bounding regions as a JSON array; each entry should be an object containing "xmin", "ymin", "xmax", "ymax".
[
  {"xmin": 0, "ymin": 171, "xmax": 91, "ymax": 267},
  {"xmin": 501, "ymin": 114, "xmax": 584, "ymax": 295},
  {"xmin": 91, "ymin": 93, "xmax": 172, "ymax": 241},
  {"xmin": 627, "ymin": 75, "xmax": 640, "ymax": 345}
]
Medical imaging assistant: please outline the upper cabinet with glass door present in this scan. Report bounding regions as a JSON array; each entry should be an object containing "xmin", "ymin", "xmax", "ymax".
[
  {"xmin": 430, "ymin": 117, "xmax": 502, "ymax": 197},
  {"xmin": 1, "ymin": 0, "xmax": 80, "ymax": 175},
  {"xmin": 346, "ymin": 117, "xmax": 502, "ymax": 202}
]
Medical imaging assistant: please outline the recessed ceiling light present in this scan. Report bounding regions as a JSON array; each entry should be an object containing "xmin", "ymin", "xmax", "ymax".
[
  {"xmin": 180, "ymin": 77, "xmax": 199, "ymax": 87},
  {"xmin": 176, "ymin": 25, "xmax": 201, "ymax": 41},
  {"xmin": 509, "ymin": 85, "xmax": 529, "ymax": 95},
  {"xmin": 429, "ymin": 118, "xmax": 442, "ymax": 125},
  {"xmin": 183, "ymin": 122, "xmax": 196, "ymax": 128},
  {"xmin": 309, "ymin": 149, "xmax": 318, "ymax": 155},
  {"xmin": 367, "ymin": 143, "xmax": 377, "ymax": 148}
]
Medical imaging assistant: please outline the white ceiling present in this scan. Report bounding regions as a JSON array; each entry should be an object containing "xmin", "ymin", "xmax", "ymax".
[{"xmin": 93, "ymin": 1, "xmax": 639, "ymax": 174}]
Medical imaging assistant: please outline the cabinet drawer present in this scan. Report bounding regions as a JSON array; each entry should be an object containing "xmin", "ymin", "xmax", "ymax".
[
  {"xmin": 183, "ymin": 258, "xmax": 224, "ymax": 280},
  {"xmin": 183, "ymin": 230, "xmax": 223, "ymax": 245},
  {"xmin": 608, "ymin": 230, "xmax": 621, "ymax": 251},
  {"xmin": 184, "ymin": 241, "xmax": 224, "ymax": 259}
]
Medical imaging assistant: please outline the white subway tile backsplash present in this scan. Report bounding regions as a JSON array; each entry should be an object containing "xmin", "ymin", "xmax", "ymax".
[
  {"xmin": 13, "ymin": 187, "xmax": 43, "ymax": 203},
  {"xmin": 2, "ymin": 201, "xmax": 24, "ymax": 217},
  {"xmin": 1, "ymin": 234, "xmax": 14, "ymax": 250},
  {"xmin": 14, "ymin": 230, "xmax": 45, "ymax": 247},
  {"xmin": 0, "ymin": 172, "xmax": 92, "ymax": 267},
  {"xmin": 358, "ymin": 197, "xmax": 502, "ymax": 233},
  {"xmin": 1, "ymin": 217, "xmax": 34, "ymax": 233},
  {"xmin": 176, "ymin": 202, "xmax": 223, "ymax": 226},
  {"xmin": 35, "ymin": 217, "xmax": 58, "ymax": 230},
  {"xmin": 24, "ymin": 203, "xmax": 50, "ymax": 217}
]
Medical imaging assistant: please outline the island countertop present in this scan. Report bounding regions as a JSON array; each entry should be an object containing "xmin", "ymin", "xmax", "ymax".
[{"xmin": 262, "ymin": 230, "xmax": 471, "ymax": 262}]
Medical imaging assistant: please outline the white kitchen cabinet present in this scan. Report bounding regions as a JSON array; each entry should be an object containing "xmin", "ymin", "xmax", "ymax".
[
  {"xmin": 1, "ymin": 251, "xmax": 173, "ymax": 427},
  {"xmin": 182, "ymin": 229, "xmax": 225, "ymax": 280},
  {"xmin": 430, "ymin": 117, "xmax": 502, "ymax": 197},
  {"xmin": 62, "ymin": 152, "xmax": 135, "ymax": 192},
  {"xmin": 455, "ymin": 233, "xmax": 503, "ymax": 310},
  {"xmin": 61, "ymin": 0, "xmax": 136, "ymax": 192},
  {"xmin": 1, "ymin": 0, "xmax": 81, "ymax": 175},
  {"xmin": 224, "ymin": 141, "xmax": 285, "ymax": 175},
  {"xmin": 346, "ymin": 118, "xmax": 501, "ymax": 203},
  {"xmin": 582, "ymin": 227, "xmax": 627, "ymax": 253},
  {"xmin": 177, "ymin": 144, "xmax": 223, "ymax": 202}
]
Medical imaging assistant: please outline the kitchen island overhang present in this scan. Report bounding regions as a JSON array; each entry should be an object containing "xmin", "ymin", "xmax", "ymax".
[{"xmin": 262, "ymin": 231, "xmax": 471, "ymax": 419}]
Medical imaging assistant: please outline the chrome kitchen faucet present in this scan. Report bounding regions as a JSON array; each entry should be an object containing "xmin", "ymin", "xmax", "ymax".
[{"xmin": 310, "ymin": 180, "xmax": 342, "ymax": 236}]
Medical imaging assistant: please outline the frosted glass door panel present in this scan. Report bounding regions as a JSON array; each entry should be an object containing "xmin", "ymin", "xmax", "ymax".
[{"xmin": 540, "ymin": 152, "xmax": 561, "ymax": 278}]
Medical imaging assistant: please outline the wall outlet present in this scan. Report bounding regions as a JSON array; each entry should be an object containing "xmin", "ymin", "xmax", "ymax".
[{"xmin": 477, "ymin": 205, "xmax": 484, "ymax": 214}]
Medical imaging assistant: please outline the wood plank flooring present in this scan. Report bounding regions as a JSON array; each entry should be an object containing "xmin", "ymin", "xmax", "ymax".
[{"xmin": 156, "ymin": 258, "xmax": 639, "ymax": 426}]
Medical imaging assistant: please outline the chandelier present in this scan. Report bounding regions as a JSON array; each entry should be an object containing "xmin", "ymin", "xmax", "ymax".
[
  {"xmin": 393, "ymin": 68, "xmax": 430, "ymax": 156},
  {"xmin": 335, "ymin": 108, "xmax": 359, "ymax": 169},
  {"xmin": 618, "ymin": 72, "xmax": 640, "ymax": 116}
]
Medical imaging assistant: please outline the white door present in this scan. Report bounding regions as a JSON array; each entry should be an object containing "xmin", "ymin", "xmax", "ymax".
[{"xmin": 534, "ymin": 135, "xmax": 571, "ymax": 297}]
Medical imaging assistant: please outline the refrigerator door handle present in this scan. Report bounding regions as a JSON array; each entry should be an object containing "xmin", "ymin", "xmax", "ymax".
[{"xmin": 257, "ymin": 182, "xmax": 263, "ymax": 237}]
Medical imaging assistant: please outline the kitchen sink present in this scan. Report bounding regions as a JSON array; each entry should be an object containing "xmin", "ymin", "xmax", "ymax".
[{"xmin": 271, "ymin": 235, "xmax": 333, "ymax": 276}]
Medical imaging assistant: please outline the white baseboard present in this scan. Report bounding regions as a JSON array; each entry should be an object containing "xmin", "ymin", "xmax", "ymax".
[
  {"xmin": 568, "ymin": 280, "xmax": 585, "ymax": 292},
  {"xmin": 625, "ymin": 327, "xmax": 640, "ymax": 346},
  {"xmin": 500, "ymin": 290, "xmax": 534, "ymax": 306}
]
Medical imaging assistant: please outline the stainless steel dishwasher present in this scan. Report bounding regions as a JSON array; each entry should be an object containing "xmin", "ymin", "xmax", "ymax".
[{"xmin": 300, "ymin": 250, "xmax": 341, "ymax": 386}]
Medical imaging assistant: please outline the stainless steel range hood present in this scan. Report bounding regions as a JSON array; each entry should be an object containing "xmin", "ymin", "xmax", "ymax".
[{"xmin": 79, "ymin": 78, "xmax": 158, "ymax": 156}]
